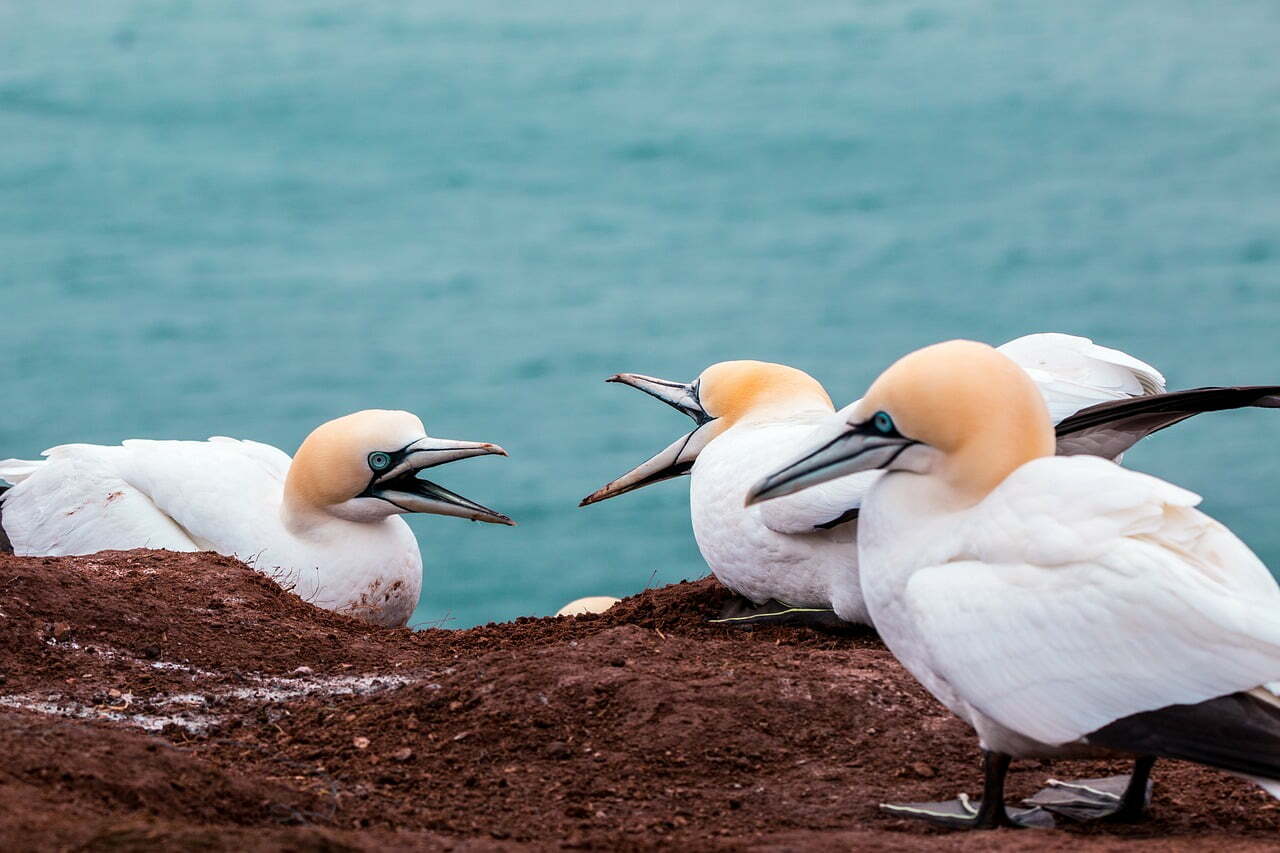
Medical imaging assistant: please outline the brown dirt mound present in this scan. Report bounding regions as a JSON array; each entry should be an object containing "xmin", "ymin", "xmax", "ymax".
[{"xmin": 0, "ymin": 550, "xmax": 1276, "ymax": 850}]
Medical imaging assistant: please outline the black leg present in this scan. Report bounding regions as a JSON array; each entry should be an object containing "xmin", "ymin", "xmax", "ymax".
[
  {"xmin": 879, "ymin": 750, "xmax": 1054, "ymax": 829},
  {"xmin": 1022, "ymin": 755, "xmax": 1155, "ymax": 822},
  {"xmin": 972, "ymin": 750, "xmax": 1017, "ymax": 829},
  {"xmin": 1108, "ymin": 756, "xmax": 1155, "ymax": 822}
]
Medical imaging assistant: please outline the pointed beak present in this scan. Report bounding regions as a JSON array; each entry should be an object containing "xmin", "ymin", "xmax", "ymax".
[
  {"xmin": 605, "ymin": 374, "xmax": 713, "ymax": 425},
  {"xmin": 368, "ymin": 436, "xmax": 515, "ymax": 526},
  {"xmin": 745, "ymin": 419, "xmax": 916, "ymax": 507},
  {"xmin": 579, "ymin": 373, "xmax": 716, "ymax": 507}
]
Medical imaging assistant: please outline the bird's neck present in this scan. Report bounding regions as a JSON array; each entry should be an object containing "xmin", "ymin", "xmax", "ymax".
[{"xmin": 940, "ymin": 427, "xmax": 1054, "ymax": 507}]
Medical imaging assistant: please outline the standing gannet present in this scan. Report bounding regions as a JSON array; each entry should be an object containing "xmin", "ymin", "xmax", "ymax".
[
  {"xmin": 577, "ymin": 334, "xmax": 1279, "ymax": 629},
  {"xmin": 0, "ymin": 410, "xmax": 513, "ymax": 627},
  {"xmin": 747, "ymin": 341, "xmax": 1280, "ymax": 829}
]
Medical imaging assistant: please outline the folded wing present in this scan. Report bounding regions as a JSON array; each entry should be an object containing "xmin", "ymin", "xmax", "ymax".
[
  {"xmin": 904, "ymin": 455, "xmax": 1280, "ymax": 747},
  {"xmin": 0, "ymin": 438, "xmax": 292, "ymax": 557},
  {"xmin": 997, "ymin": 333, "xmax": 1166, "ymax": 422}
]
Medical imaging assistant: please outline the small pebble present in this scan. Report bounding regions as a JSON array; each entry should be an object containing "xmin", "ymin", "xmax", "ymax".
[{"xmin": 353, "ymin": 736, "xmax": 370, "ymax": 749}]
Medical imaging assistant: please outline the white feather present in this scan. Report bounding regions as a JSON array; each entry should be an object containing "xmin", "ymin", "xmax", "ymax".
[
  {"xmin": 0, "ymin": 458, "xmax": 45, "ymax": 485},
  {"xmin": 862, "ymin": 455, "xmax": 1280, "ymax": 749},
  {"xmin": 690, "ymin": 413, "xmax": 869, "ymax": 622},
  {"xmin": 997, "ymin": 333, "xmax": 1166, "ymax": 422},
  {"xmin": 0, "ymin": 438, "xmax": 421, "ymax": 626}
]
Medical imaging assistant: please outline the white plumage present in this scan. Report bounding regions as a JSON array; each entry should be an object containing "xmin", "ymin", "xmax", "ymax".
[
  {"xmin": 689, "ymin": 413, "xmax": 872, "ymax": 621},
  {"xmin": 997, "ymin": 332, "xmax": 1166, "ymax": 420},
  {"xmin": 864, "ymin": 454, "xmax": 1280, "ymax": 752},
  {"xmin": 1, "ymin": 438, "xmax": 292, "ymax": 556}
]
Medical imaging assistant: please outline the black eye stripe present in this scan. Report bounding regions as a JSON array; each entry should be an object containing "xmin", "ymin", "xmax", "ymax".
[
  {"xmin": 688, "ymin": 379, "xmax": 716, "ymax": 426},
  {"xmin": 359, "ymin": 441, "xmax": 422, "ymax": 497}
]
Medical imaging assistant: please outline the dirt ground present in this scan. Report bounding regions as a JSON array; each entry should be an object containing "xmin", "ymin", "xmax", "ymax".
[{"xmin": 0, "ymin": 550, "xmax": 1276, "ymax": 851}]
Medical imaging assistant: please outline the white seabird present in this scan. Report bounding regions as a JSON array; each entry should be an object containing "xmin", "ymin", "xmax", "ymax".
[
  {"xmin": 0, "ymin": 410, "xmax": 513, "ymax": 627},
  {"xmin": 747, "ymin": 340, "xmax": 1280, "ymax": 829},
  {"xmin": 579, "ymin": 334, "xmax": 1278, "ymax": 629},
  {"xmin": 580, "ymin": 360, "xmax": 873, "ymax": 622}
]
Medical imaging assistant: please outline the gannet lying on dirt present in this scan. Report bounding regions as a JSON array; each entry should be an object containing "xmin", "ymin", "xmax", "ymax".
[
  {"xmin": 0, "ymin": 410, "xmax": 512, "ymax": 627},
  {"xmin": 748, "ymin": 341, "xmax": 1280, "ymax": 829},
  {"xmin": 580, "ymin": 333, "xmax": 1278, "ymax": 629}
]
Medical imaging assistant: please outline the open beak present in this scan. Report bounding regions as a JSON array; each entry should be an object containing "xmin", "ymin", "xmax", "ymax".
[
  {"xmin": 367, "ymin": 436, "xmax": 515, "ymax": 525},
  {"xmin": 579, "ymin": 373, "xmax": 717, "ymax": 507},
  {"xmin": 745, "ymin": 419, "xmax": 917, "ymax": 507}
]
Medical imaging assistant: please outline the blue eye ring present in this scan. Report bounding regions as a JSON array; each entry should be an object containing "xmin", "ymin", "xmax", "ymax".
[
  {"xmin": 368, "ymin": 451, "xmax": 392, "ymax": 471},
  {"xmin": 872, "ymin": 411, "xmax": 895, "ymax": 434}
]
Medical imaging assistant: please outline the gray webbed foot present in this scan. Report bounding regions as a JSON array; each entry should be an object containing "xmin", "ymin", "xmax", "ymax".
[
  {"xmin": 1023, "ymin": 773, "xmax": 1152, "ymax": 822},
  {"xmin": 881, "ymin": 793, "xmax": 1056, "ymax": 829},
  {"xmin": 708, "ymin": 596, "xmax": 857, "ymax": 632}
]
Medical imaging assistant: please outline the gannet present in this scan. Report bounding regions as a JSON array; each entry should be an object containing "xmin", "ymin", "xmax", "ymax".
[
  {"xmin": 578, "ymin": 334, "xmax": 1278, "ymax": 629},
  {"xmin": 748, "ymin": 341, "xmax": 1280, "ymax": 829},
  {"xmin": 580, "ymin": 360, "xmax": 875, "ymax": 623},
  {"xmin": 0, "ymin": 410, "xmax": 513, "ymax": 627}
]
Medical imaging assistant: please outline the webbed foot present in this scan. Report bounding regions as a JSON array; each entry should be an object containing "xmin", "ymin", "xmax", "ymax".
[
  {"xmin": 709, "ymin": 596, "xmax": 856, "ymax": 631},
  {"xmin": 1022, "ymin": 772, "xmax": 1151, "ymax": 822},
  {"xmin": 1023, "ymin": 756, "xmax": 1153, "ymax": 823},
  {"xmin": 881, "ymin": 793, "xmax": 1055, "ymax": 829}
]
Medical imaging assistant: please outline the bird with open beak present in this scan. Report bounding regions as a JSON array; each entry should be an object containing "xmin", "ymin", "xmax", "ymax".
[
  {"xmin": 0, "ymin": 409, "xmax": 513, "ymax": 627},
  {"xmin": 580, "ymin": 360, "xmax": 876, "ymax": 627}
]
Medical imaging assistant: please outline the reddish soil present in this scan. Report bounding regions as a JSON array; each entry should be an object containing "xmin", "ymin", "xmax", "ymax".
[{"xmin": 0, "ymin": 550, "xmax": 1276, "ymax": 851}]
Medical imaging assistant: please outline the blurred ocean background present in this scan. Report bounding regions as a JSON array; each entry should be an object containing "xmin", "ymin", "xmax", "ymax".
[{"xmin": 2, "ymin": 1, "xmax": 1278, "ymax": 628}]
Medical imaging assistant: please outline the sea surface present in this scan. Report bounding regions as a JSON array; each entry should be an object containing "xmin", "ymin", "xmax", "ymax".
[{"xmin": 2, "ymin": 1, "xmax": 1279, "ymax": 628}]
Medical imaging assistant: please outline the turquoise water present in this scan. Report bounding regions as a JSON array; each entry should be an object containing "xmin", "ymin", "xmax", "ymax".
[{"xmin": 2, "ymin": 1, "xmax": 1279, "ymax": 628}]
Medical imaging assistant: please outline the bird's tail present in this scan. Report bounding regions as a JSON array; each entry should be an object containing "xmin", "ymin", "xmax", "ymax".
[
  {"xmin": 0, "ymin": 458, "xmax": 43, "ymax": 486},
  {"xmin": 1088, "ymin": 688, "xmax": 1280, "ymax": 787}
]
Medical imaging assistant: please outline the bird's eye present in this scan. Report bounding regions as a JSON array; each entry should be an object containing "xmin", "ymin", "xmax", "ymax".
[
  {"xmin": 368, "ymin": 452, "xmax": 392, "ymax": 471},
  {"xmin": 872, "ymin": 411, "xmax": 895, "ymax": 434}
]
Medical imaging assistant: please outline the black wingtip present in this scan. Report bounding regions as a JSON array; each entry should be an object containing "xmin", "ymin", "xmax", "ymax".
[
  {"xmin": 814, "ymin": 507, "xmax": 860, "ymax": 530},
  {"xmin": 1057, "ymin": 386, "xmax": 1280, "ymax": 437},
  {"xmin": 1055, "ymin": 386, "xmax": 1280, "ymax": 460}
]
